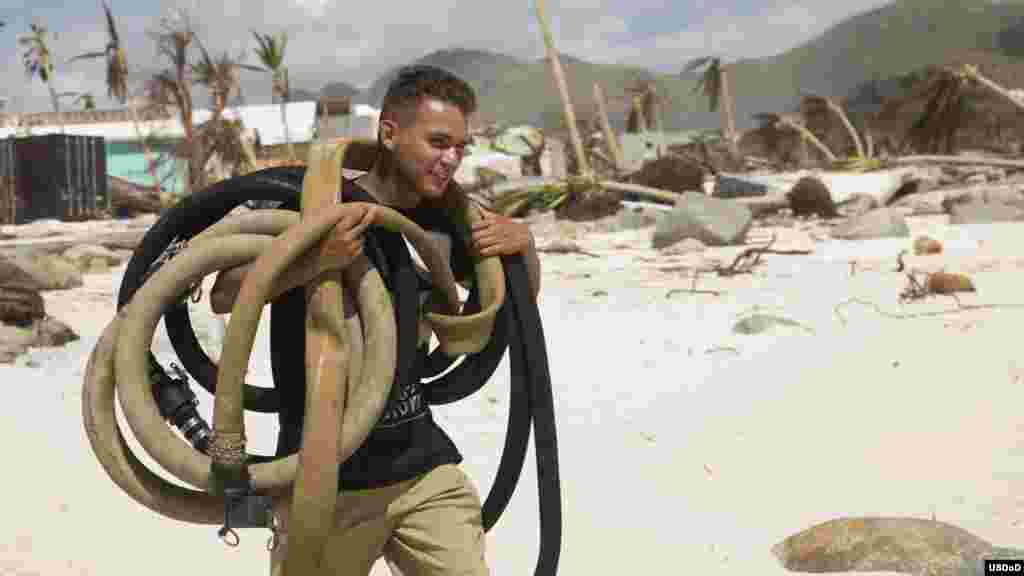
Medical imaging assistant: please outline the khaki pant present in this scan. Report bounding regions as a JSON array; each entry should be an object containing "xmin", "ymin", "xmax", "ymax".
[{"xmin": 270, "ymin": 464, "xmax": 489, "ymax": 576}]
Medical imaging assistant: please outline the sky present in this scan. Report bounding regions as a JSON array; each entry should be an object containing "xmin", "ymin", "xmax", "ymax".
[{"xmin": 0, "ymin": 0, "xmax": 895, "ymax": 114}]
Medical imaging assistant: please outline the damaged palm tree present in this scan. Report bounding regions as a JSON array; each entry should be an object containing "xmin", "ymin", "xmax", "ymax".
[
  {"xmin": 147, "ymin": 10, "xmax": 202, "ymax": 193},
  {"xmin": 684, "ymin": 56, "xmax": 739, "ymax": 163},
  {"xmin": 801, "ymin": 93, "xmax": 867, "ymax": 160},
  {"xmin": 18, "ymin": 19, "xmax": 64, "ymax": 132},
  {"xmin": 191, "ymin": 37, "xmax": 261, "ymax": 179},
  {"xmin": 754, "ymin": 112, "xmax": 838, "ymax": 164},
  {"xmin": 486, "ymin": 0, "xmax": 678, "ymax": 221},
  {"xmin": 252, "ymin": 30, "xmax": 296, "ymax": 162}
]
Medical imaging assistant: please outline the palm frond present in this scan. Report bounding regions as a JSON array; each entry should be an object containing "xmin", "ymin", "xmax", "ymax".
[{"xmin": 683, "ymin": 56, "xmax": 713, "ymax": 74}]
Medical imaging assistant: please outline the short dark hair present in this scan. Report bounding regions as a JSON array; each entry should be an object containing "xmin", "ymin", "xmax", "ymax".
[{"xmin": 379, "ymin": 65, "xmax": 477, "ymax": 125}]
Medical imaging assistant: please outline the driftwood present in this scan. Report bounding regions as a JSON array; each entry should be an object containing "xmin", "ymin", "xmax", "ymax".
[{"xmin": 108, "ymin": 176, "xmax": 163, "ymax": 214}]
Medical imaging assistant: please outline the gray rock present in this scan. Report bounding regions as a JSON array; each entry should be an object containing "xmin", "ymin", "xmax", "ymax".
[
  {"xmin": 5, "ymin": 253, "xmax": 82, "ymax": 291},
  {"xmin": 831, "ymin": 207, "xmax": 910, "ymax": 240},
  {"xmin": 837, "ymin": 193, "xmax": 880, "ymax": 217},
  {"xmin": 62, "ymin": 244, "xmax": 125, "ymax": 271},
  {"xmin": 652, "ymin": 192, "xmax": 753, "ymax": 249},
  {"xmin": 615, "ymin": 206, "xmax": 659, "ymax": 230},
  {"xmin": 948, "ymin": 202, "xmax": 1024, "ymax": 225},
  {"xmin": 35, "ymin": 316, "xmax": 79, "ymax": 347}
]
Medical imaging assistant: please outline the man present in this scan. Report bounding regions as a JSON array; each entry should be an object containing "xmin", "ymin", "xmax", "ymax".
[{"xmin": 210, "ymin": 65, "xmax": 541, "ymax": 575}]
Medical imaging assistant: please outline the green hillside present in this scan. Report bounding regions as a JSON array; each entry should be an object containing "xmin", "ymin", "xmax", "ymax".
[{"xmin": 343, "ymin": 0, "xmax": 1024, "ymax": 132}]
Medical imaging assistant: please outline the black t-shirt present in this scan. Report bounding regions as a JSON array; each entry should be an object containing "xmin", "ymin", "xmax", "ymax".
[{"xmin": 320, "ymin": 177, "xmax": 472, "ymax": 490}]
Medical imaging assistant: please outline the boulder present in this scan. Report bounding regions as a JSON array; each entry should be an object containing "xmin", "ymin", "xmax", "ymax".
[
  {"xmin": 652, "ymin": 192, "xmax": 753, "ymax": 249},
  {"xmin": 831, "ymin": 207, "xmax": 910, "ymax": 240},
  {"xmin": 0, "ymin": 285, "xmax": 45, "ymax": 325},
  {"xmin": 948, "ymin": 202, "xmax": 1024, "ymax": 225}
]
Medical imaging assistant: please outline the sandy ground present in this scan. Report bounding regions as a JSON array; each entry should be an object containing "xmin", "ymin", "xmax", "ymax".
[{"xmin": 3, "ymin": 212, "xmax": 1024, "ymax": 575}]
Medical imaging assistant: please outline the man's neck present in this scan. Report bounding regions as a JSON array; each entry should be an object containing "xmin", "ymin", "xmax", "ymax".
[{"xmin": 357, "ymin": 162, "xmax": 421, "ymax": 210}]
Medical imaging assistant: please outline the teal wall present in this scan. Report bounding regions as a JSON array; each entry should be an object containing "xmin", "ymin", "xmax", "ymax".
[{"xmin": 105, "ymin": 141, "xmax": 186, "ymax": 195}]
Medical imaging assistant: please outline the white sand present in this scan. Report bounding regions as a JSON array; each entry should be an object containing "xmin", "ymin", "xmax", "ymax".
[{"xmin": 4, "ymin": 215, "xmax": 1024, "ymax": 575}]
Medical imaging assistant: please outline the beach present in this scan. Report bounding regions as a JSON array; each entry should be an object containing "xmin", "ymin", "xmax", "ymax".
[{"xmin": 2, "ymin": 211, "xmax": 1024, "ymax": 575}]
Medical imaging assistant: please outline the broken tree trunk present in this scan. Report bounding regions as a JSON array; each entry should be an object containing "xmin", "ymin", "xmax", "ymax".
[
  {"xmin": 593, "ymin": 83, "xmax": 625, "ymax": 171},
  {"xmin": 108, "ymin": 176, "xmax": 163, "ymax": 214},
  {"xmin": 535, "ymin": 0, "xmax": 590, "ymax": 177}
]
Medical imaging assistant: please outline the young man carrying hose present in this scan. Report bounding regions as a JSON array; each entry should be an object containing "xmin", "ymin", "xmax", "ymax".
[{"xmin": 209, "ymin": 65, "xmax": 541, "ymax": 575}]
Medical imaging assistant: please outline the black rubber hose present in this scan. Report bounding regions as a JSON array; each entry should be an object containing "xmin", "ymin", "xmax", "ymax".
[
  {"xmin": 120, "ymin": 171, "xmax": 556, "ymax": 556},
  {"xmin": 421, "ymin": 282, "xmax": 510, "ymax": 404},
  {"xmin": 505, "ymin": 254, "xmax": 562, "ymax": 575},
  {"xmin": 117, "ymin": 167, "xmax": 306, "ymax": 413}
]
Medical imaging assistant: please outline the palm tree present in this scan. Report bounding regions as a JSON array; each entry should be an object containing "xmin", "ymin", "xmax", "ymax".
[
  {"xmin": 754, "ymin": 112, "xmax": 838, "ymax": 163},
  {"xmin": 18, "ymin": 20, "xmax": 64, "ymax": 132},
  {"xmin": 252, "ymin": 30, "xmax": 295, "ymax": 161},
  {"xmin": 800, "ymin": 94, "xmax": 866, "ymax": 158},
  {"xmin": 959, "ymin": 63, "xmax": 1024, "ymax": 113},
  {"xmin": 74, "ymin": 92, "xmax": 97, "ymax": 110},
  {"xmin": 147, "ymin": 9, "xmax": 203, "ymax": 192},
  {"xmin": 191, "ymin": 38, "xmax": 261, "ymax": 176},
  {"xmin": 67, "ymin": 1, "xmax": 128, "ymax": 104},
  {"xmin": 684, "ymin": 56, "xmax": 738, "ymax": 160},
  {"xmin": 886, "ymin": 66, "xmax": 973, "ymax": 154}
]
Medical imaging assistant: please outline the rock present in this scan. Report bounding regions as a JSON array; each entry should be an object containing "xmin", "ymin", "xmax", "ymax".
[
  {"xmin": 0, "ymin": 285, "xmax": 45, "ymax": 325},
  {"xmin": 652, "ymin": 192, "xmax": 754, "ymax": 249},
  {"xmin": 615, "ymin": 206, "xmax": 659, "ymax": 230},
  {"xmin": 62, "ymin": 244, "xmax": 126, "ymax": 271},
  {"xmin": 831, "ymin": 207, "xmax": 910, "ymax": 240},
  {"xmin": 948, "ymin": 202, "xmax": 1024, "ymax": 225},
  {"xmin": 836, "ymin": 193, "xmax": 879, "ymax": 217},
  {"xmin": 912, "ymin": 236, "xmax": 943, "ymax": 255},
  {"xmin": 0, "ymin": 322, "xmax": 37, "ymax": 347},
  {"xmin": 787, "ymin": 176, "xmax": 838, "ymax": 218},
  {"xmin": 941, "ymin": 186, "xmax": 1024, "ymax": 212},
  {"xmin": 0, "ymin": 255, "xmax": 47, "ymax": 291},
  {"xmin": 4, "ymin": 252, "xmax": 82, "ymax": 291},
  {"xmin": 965, "ymin": 173, "xmax": 988, "ymax": 185},
  {"xmin": 35, "ymin": 316, "xmax": 79, "ymax": 347},
  {"xmin": 889, "ymin": 189, "xmax": 948, "ymax": 215},
  {"xmin": 886, "ymin": 167, "xmax": 942, "ymax": 204},
  {"xmin": 772, "ymin": 517, "xmax": 1013, "ymax": 576},
  {"xmin": 627, "ymin": 155, "xmax": 704, "ymax": 195},
  {"xmin": 658, "ymin": 238, "xmax": 706, "ymax": 255},
  {"xmin": 0, "ymin": 315, "xmax": 79, "ymax": 363}
]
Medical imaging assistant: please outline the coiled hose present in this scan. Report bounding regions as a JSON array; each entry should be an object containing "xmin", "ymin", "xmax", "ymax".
[{"xmin": 82, "ymin": 139, "xmax": 561, "ymax": 574}]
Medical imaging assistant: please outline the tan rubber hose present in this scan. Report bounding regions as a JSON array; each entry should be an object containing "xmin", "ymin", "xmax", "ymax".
[
  {"xmin": 282, "ymin": 139, "xmax": 352, "ymax": 574},
  {"xmin": 83, "ymin": 137, "xmax": 509, "ymax": 556},
  {"xmin": 82, "ymin": 316, "xmax": 223, "ymax": 524}
]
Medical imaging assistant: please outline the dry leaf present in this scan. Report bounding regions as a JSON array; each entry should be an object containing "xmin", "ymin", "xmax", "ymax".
[
  {"xmin": 913, "ymin": 235, "xmax": 943, "ymax": 255},
  {"xmin": 927, "ymin": 271, "xmax": 975, "ymax": 294}
]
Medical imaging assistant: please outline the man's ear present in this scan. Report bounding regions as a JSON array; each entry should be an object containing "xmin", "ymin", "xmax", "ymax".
[{"xmin": 378, "ymin": 118, "xmax": 398, "ymax": 151}]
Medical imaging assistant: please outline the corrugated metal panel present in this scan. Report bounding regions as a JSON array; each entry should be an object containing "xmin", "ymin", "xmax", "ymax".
[
  {"xmin": 7, "ymin": 134, "xmax": 108, "ymax": 224},
  {"xmin": 0, "ymin": 139, "xmax": 14, "ymax": 224}
]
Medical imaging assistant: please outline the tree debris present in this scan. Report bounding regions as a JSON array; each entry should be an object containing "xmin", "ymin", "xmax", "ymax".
[{"xmin": 707, "ymin": 234, "xmax": 813, "ymax": 277}]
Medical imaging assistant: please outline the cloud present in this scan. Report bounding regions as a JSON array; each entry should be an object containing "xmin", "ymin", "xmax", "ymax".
[{"xmin": 1, "ymin": 0, "xmax": 893, "ymax": 114}]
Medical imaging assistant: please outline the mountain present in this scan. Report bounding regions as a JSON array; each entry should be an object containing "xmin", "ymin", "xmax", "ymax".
[{"xmin": 325, "ymin": 0, "xmax": 1024, "ymax": 133}]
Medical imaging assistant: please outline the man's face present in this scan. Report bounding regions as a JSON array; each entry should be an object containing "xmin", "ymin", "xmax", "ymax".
[{"xmin": 384, "ymin": 97, "xmax": 469, "ymax": 199}]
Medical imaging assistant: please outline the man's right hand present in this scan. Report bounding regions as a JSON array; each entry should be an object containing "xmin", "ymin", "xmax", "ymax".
[
  {"xmin": 315, "ymin": 205, "xmax": 376, "ymax": 268},
  {"xmin": 209, "ymin": 206, "xmax": 377, "ymax": 315}
]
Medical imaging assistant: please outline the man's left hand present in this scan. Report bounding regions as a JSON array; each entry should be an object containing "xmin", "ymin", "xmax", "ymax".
[{"xmin": 470, "ymin": 210, "xmax": 534, "ymax": 257}]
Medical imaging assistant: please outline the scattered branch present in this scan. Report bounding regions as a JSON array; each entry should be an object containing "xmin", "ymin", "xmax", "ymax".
[
  {"xmin": 833, "ymin": 298, "xmax": 1024, "ymax": 325},
  {"xmin": 708, "ymin": 234, "xmax": 813, "ymax": 277}
]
